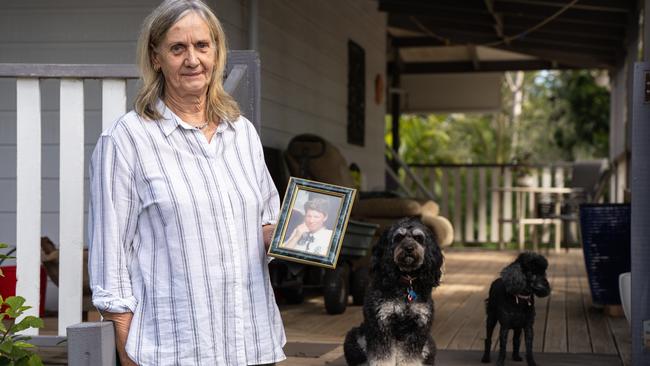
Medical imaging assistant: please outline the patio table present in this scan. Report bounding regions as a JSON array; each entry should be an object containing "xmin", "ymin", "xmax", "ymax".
[{"xmin": 492, "ymin": 186, "xmax": 583, "ymax": 252}]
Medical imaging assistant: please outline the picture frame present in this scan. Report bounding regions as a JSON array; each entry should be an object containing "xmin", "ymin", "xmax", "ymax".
[{"xmin": 268, "ymin": 177, "xmax": 357, "ymax": 269}]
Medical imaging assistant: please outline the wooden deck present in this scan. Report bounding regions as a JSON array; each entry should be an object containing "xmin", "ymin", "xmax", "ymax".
[
  {"xmin": 35, "ymin": 249, "xmax": 630, "ymax": 365},
  {"xmin": 280, "ymin": 249, "xmax": 631, "ymax": 365}
]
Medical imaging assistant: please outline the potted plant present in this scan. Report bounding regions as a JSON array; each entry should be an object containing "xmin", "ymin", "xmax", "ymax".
[{"xmin": 0, "ymin": 243, "xmax": 44, "ymax": 365}]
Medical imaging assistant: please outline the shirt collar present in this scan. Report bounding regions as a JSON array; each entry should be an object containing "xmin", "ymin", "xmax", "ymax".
[{"xmin": 155, "ymin": 98, "xmax": 236, "ymax": 137}]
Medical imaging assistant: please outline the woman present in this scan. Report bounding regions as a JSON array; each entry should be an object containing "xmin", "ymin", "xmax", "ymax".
[{"xmin": 88, "ymin": 1, "xmax": 285, "ymax": 365}]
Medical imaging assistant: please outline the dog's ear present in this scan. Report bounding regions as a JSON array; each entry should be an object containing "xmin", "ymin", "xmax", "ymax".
[
  {"xmin": 422, "ymin": 229, "xmax": 443, "ymax": 287},
  {"xmin": 501, "ymin": 263, "xmax": 527, "ymax": 295}
]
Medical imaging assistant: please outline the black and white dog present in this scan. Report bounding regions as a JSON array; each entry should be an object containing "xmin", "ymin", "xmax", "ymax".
[
  {"xmin": 481, "ymin": 252, "xmax": 551, "ymax": 366},
  {"xmin": 344, "ymin": 217, "xmax": 444, "ymax": 365}
]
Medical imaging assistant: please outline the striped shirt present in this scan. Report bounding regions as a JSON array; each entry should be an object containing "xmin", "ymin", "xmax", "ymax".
[{"xmin": 88, "ymin": 100, "xmax": 286, "ymax": 365}]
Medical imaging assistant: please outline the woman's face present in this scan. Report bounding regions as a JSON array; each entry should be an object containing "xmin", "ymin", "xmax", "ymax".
[
  {"xmin": 304, "ymin": 209, "xmax": 327, "ymax": 232},
  {"xmin": 153, "ymin": 12, "xmax": 215, "ymax": 98}
]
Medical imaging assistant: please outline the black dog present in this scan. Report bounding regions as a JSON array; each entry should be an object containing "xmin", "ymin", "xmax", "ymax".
[
  {"xmin": 481, "ymin": 252, "xmax": 551, "ymax": 366},
  {"xmin": 344, "ymin": 217, "xmax": 444, "ymax": 365}
]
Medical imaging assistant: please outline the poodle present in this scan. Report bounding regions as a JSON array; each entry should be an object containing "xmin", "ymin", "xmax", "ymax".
[
  {"xmin": 481, "ymin": 252, "xmax": 551, "ymax": 366},
  {"xmin": 344, "ymin": 217, "xmax": 444, "ymax": 365}
]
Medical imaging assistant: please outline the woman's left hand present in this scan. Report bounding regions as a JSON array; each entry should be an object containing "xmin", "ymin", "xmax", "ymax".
[{"xmin": 262, "ymin": 224, "xmax": 276, "ymax": 251}]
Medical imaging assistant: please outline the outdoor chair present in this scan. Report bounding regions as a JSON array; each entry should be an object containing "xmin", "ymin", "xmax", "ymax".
[
  {"xmin": 557, "ymin": 159, "xmax": 610, "ymax": 224},
  {"xmin": 531, "ymin": 159, "xmax": 610, "ymax": 250}
]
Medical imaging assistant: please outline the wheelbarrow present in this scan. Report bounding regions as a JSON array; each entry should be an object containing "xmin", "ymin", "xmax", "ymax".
[
  {"xmin": 269, "ymin": 220, "xmax": 377, "ymax": 314},
  {"xmin": 268, "ymin": 135, "xmax": 378, "ymax": 314}
]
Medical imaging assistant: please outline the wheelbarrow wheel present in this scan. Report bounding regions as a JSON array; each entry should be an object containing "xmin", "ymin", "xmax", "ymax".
[
  {"xmin": 323, "ymin": 264, "xmax": 349, "ymax": 315},
  {"xmin": 350, "ymin": 267, "xmax": 369, "ymax": 305}
]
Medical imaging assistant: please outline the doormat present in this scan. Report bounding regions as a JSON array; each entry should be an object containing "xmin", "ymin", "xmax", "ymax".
[{"xmin": 283, "ymin": 342, "xmax": 340, "ymax": 358}]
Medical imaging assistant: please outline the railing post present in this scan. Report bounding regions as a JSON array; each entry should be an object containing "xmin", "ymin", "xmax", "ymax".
[
  {"xmin": 478, "ymin": 168, "xmax": 487, "ymax": 243},
  {"xmin": 16, "ymin": 78, "xmax": 42, "ymax": 334},
  {"xmin": 490, "ymin": 168, "xmax": 500, "ymax": 244},
  {"xmin": 102, "ymin": 79, "xmax": 127, "ymax": 131},
  {"xmin": 464, "ymin": 168, "xmax": 475, "ymax": 243},
  {"xmin": 59, "ymin": 79, "xmax": 85, "ymax": 335}
]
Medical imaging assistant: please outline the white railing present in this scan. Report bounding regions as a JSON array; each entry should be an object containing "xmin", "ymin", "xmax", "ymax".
[
  {"xmin": 2, "ymin": 63, "xmax": 139, "ymax": 336},
  {"xmin": 395, "ymin": 161, "xmax": 579, "ymax": 247}
]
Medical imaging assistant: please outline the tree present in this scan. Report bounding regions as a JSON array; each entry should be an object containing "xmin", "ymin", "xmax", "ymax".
[{"xmin": 387, "ymin": 70, "xmax": 610, "ymax": 164}]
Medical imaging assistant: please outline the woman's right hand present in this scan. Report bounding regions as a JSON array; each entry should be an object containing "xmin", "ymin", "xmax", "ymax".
[{"xmin": 101, "ymin": 311, "xmax": 137, "ymax": 366}]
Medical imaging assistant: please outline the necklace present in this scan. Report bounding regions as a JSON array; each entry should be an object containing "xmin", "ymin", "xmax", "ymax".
[{"xmin": 193, "ymin": 121, "xmax": 210, "ymax": 130}]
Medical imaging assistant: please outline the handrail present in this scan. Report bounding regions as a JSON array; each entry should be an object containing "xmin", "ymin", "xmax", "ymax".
[
  {"xmin": 384, "ymin": 161, "xmax": 415, "ymax": 197},
  {"xmin": 0, "ymin": 63, "xmax": 139, "ymax": 78},
  {"xmin": 385, "ymin": 147, "xmax": 435, "ymax": 201}
]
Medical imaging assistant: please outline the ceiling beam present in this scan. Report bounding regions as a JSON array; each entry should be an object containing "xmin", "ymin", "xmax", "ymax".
[
  {"xmin": 495, "ymin": 45, "xmax": 616, "ymax": 69},
  {"xmin": 389, "ymin": 14, "xmax": 624, "ymax": 41},
  {"xmin": 380, "ymin": 2, "xmax": 494, "ymax": 24},
  {"xmin": 493, "ymin": 2, "xmax": 628, "ymax": 26},
  {"xmin": 392, "ymin": 31, "xmax": 621, "ymax": 51},
  {"xmin": 502, "ymin": 21, "xmax": 624, "ymax": 40},
  {"xmin": 496, "ymin": 0, "xmax": 633, "ymax": 13},
  {"xmin": 390, "ymin": 59, "xmax": 580, "ymax": 74},
  {"xmin": 484, "ymin": 0, "xmax": 507, "ymax": 43}
]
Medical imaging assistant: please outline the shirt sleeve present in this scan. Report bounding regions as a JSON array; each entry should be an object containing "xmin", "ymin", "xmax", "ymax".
[
  {"xmin": 88, "ymin": 135, "xmax": 140, "ymax": 313},
  {"xmin": 251, "ymin": 127, "xmax": 280, "ymax": 226}
]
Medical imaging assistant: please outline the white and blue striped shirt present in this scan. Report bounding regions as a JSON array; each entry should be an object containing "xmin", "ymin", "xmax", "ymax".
[{"xmin": 88, "ymin": 100, "xmax": 286, "ymax": 365}]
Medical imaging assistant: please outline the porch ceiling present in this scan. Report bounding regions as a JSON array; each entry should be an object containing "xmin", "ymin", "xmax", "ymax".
[{"xmin": 380, "ymin": 0, "xmax": 637, "ymax": 73}]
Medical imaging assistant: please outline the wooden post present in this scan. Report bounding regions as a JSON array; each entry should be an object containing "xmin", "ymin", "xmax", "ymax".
[
  {"xmin": 67, "ymin": 322, "xmax": 116, "ymax": 366},
  {"xmin": 631, "ymin": 61, "xmax": 650, "ymax": 366}
]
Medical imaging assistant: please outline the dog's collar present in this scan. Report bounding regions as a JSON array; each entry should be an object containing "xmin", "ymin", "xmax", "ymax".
[
  {"xmin": 515, "ymin": 294, "xmax": 532, "ymax": 306},
  {"xmin": 399, "ymin": 274, "xmax": 417, "ymax": 286},
  {"xmin": 399, "ymin": 275, "xmax": 418, "ymax": 302}
]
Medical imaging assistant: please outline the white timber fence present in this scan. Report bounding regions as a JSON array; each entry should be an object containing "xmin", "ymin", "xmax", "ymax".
[
  {"xmin": 394, "ymin": 161, "xmax": 578, "ymax": 247},
  {"xmin": 1, "ymin": 63, "xmax": 139, "ymax": 336}
]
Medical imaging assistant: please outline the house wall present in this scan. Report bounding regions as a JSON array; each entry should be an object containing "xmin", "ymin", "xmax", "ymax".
[
  {"xmin": 0, "ymin": 0, "xmax": 386, "ymax": 308},
  {"xmin": 257, "ymin": 0, "xmax": 387, "ymax": 189}
]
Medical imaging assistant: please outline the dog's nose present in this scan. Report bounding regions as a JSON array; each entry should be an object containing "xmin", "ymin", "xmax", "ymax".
[{"xmin": 404, "ymin": 245, "xmax": 415, "ymax": 253}]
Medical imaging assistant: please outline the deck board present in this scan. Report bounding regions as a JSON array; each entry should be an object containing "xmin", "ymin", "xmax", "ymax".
[
  {"xmin": 567, "ymin": 255, "xmax": 592, "ymax": 353},
  {"xmin": 544, "ymin": 253, "xmax": 568, "ymax": 352}
]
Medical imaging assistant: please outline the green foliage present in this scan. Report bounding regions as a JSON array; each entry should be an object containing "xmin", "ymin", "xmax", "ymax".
[
  {"xmin": 551, "ymin": 70, "xmax": 610, "ymax": 160},
  {"xmin": 0, "ymin": 296, "xmax": 44, "ymax": 366},
  {"xmin": 0, "ymin": 244, "xmax": 44, "ymax": 366},
  {"xmin": 386, "ymin": 70, "xmax": 610, "ymax": 164},
  {"xmin": 385, "ymin": 113, "xmax": 510, "ymax": 164},
  {"xmin": 0, "ymin": 244, "xmax": 15, "ymax": 278}
]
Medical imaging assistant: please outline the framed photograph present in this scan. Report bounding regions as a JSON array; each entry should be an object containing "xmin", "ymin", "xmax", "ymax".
[{"xmin": 268, "ymin": 177, "xmax": 357, "ymax": 269}]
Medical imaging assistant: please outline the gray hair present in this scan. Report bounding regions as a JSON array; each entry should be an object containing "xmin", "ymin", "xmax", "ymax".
[{"xmin": 134, "ymin": 0, "xmax": 240, "ymax": 122}]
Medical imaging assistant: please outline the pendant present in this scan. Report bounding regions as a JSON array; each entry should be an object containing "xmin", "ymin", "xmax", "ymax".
[{"xmin": 407, "ymin": 288, "xmax": 418, "ymax": 302}]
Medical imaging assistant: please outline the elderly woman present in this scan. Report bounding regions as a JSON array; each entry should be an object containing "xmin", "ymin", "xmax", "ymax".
[{"xmin": 88, "ymin": 0, "xmax": 285, "ymax": 365}]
